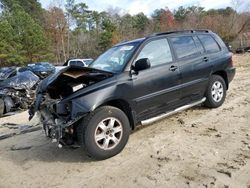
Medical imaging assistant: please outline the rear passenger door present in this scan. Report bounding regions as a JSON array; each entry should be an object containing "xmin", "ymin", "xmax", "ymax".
[{"xmin": 169, "ymin": 35, "xmax": 213, "ymax": 103}]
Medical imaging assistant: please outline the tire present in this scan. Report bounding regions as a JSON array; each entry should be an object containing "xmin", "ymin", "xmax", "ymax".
[
  {"xmin": 204, "ymin": 75, "xmax": 226, "ymax": 108},
  {"xmin": 77, "ymin": 106, "xmax": 130, "ymax": 160}
]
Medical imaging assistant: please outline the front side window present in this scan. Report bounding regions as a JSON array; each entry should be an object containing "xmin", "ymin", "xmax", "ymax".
[
  {"xmin": 136, "ymin": 38, "xmax": 173, "ymax": 67},
  {"xmin": 198, "ymin": 35, "xmax": 220, "ymax": 53},
  {"xmin": 170, "ymin": 36, "xmax": 199, "ymax": 59}
]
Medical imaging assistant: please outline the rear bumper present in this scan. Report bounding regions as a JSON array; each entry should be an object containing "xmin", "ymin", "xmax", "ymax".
[{"xmin": 226, "ymin": 67, "xmax": 236, "ymax": 83}]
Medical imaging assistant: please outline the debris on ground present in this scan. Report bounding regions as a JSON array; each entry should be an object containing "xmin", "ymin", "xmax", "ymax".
[{"xmin": 0, "ymin": 123, "xmax": 41, "ymax": 140}]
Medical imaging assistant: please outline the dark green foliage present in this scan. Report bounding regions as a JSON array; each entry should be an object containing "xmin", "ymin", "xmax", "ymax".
[
  {"xmin": 0, "ymin": 2, "xmax": 51, "ymax": 66},
  {"xmin": 174, "ymin": 6, "xmax": 190, "ymax": 21},
  {"xmin": 98, "ymin": 18, "xmax": 117, "ymax": 50},
  {"xmin": 99, "ymin": 31, "xmax": 113, "ymax": 51},
  {"xmin": 206, "ymin": 7, "xmax": 236, "ymax": 16},
  {"xmin": 1, "ymin": 0, "xmax": 45, "ymax": 25},
  {"xmin": 0, "ymin": 18, "xmax": 23, "ymax": 65},
  {"xmin": 71, "ymin": 2, "xmax": 89, "ymax": 31},
  {"xmin": 133, "ymin": 13, "xmax": 149, "ymax": 32}
]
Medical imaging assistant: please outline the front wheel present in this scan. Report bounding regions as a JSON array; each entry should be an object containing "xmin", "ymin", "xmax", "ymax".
[
  {"xmin": 204, "ymin": 75, "xmax": 226, "ymax": 108},
  {"xmin": 77, "ymin": 106, "xmax": 130, "ymax": 160}
]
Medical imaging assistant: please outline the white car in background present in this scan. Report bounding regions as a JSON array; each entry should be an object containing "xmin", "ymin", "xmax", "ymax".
[{"xmin": 64, "ymin": 58, "xmax": 93, "ymax": 67}]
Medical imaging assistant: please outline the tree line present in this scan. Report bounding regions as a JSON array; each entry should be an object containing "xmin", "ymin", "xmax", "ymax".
[{"xmin": 0, "ymin": 0, "xmax": 249, "ymax": 66}]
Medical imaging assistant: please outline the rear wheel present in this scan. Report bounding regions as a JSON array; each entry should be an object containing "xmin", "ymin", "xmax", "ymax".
[
  {"xmin": 204, "ymin": 75, "xmax": 226, "ymax": 108},
  {"xmin": 77, "ymin": 106, "xmax": 130, "ymax": 160}
]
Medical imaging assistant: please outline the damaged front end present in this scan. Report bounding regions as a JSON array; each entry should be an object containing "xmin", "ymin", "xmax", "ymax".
[{"xmin": 29, "ymin": 66, "xmax": 113, "ymax": 146}]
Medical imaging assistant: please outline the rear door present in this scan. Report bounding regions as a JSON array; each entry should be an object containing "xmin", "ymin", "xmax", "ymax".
[
  {"xmin": 169, "ymin": 35, "xmax": 212, "ymax": 103},
  {"xmin": 130, "ymin": 38, "xmax": 181, "ymax": 120}
]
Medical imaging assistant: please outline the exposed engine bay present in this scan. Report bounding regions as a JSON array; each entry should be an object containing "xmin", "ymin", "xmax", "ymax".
[
  {"xmin": 29, "ymin": 66, "xmax": 113, "ymax": 146},
  {"xmin": 46, "ymin": 68, "xmax": 112, "ymax": 99}
]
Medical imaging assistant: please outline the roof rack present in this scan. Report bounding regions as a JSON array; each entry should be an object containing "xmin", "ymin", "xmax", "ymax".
[{"xmin": 149, "ymin": 29, "xmax": 212, "ymax": 37}]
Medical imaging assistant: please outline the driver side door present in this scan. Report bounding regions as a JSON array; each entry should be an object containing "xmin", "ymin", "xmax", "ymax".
[{"xmin": 130, "ymin": 38, "xmax": 181, "ymax": 121}]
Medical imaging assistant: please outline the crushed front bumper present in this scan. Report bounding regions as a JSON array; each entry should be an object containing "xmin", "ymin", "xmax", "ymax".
[{"xmin": 34, "ymin": 97, "xmax": 87, "ymax": 146}]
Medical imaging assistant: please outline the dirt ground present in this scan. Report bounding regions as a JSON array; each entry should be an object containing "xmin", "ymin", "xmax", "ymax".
[{"xmin": 0, "ymin": 54, "xmax": 249, "ymax": 188}]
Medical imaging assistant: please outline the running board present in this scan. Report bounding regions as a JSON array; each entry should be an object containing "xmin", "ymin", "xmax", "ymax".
[{"xmin": 141, "ymin": 97, "xmax": 206, "ymax": 125}]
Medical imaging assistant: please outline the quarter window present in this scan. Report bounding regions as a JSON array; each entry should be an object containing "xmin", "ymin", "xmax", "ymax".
[
  {"xmin": 198, "ymin": 35, "xmax": 220, "ymax": 53},
  {"xmin": 136, "ymin": 38, "xmax": 172, "ymax": 67},
  {"xmin": 170, "ymin": 36, "xmax": 199, "ymax": 59}
]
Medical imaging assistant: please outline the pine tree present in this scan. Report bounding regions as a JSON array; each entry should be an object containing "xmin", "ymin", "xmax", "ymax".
[
  {"xmin": 0, "ymin": 17, "xmax": 23, "ymax": 65},
  {"xmin": 12, "ymin": 5, "xmax": 45, "ymax": 62}
]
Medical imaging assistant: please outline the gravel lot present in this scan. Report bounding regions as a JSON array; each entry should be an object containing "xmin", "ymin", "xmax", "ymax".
[{"xmin": 0, "ymin": 54, "xmax": 249, "ymax": 188}]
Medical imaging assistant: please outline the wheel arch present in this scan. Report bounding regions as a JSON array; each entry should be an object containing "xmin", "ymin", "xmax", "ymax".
[
  {"xmin": 100, "ymin": 99, "xmax": 136, "ymax": 130},
  {"xmin": 212, "ymin": 70, "xmax": 228, "ymax": 90}
]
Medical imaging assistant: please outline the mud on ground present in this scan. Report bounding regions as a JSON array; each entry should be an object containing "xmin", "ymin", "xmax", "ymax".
[{"xmin": 0, "ymin": 54, "xmax": 249, "ymax": 188}]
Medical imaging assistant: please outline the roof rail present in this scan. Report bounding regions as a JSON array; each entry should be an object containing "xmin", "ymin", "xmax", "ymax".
[{"xmin": 149, "ymin": 29, "xmax": 212, "ymax": 37}]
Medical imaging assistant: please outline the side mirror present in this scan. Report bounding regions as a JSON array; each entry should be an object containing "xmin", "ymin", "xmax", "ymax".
[{"xmin": 133, "ymin": 58, "xmax": 151, "ymax": 72}]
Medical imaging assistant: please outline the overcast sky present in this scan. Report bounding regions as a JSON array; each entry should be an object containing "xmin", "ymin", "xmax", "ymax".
[{"xmin": 39, "ymin": 0, "xmax": 248, "ymax": 15}]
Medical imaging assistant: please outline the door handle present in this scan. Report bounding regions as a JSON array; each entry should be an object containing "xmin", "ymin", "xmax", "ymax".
[
  {"xmin": 203, "ymin": 57, "xmax": 209, "ymax": 62},
  {"xmin": 169, "ymin": 65, "xmax": 178, "ymax": 72}
]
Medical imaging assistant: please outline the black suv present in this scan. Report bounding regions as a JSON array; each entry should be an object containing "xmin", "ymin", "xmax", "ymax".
[{"xmin": 30, "ymin": 30, "xmax": 235, "ymax": 160}]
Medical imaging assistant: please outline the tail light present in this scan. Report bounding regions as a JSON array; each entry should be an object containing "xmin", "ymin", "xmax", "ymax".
[{"xmin": 229, "ymin": 53, "xmax": 233, "ymax": 67}]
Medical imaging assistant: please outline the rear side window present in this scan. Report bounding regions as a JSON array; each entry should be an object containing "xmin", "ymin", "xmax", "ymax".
[
  {"xmin": 198, "ymin": 35, "xmax": 220, "ymax": 53},
  {"xmin": 136, "ymin": 38, "xmax": 172, "ymax": 67},
  {"xmin": 170, "ymin": 36, "xmax": 199, "ymax": 59}
]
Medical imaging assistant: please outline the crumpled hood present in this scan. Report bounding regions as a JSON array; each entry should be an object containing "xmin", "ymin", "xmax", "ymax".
[
  {"xmin": 37, "ymin": 66, "xmax": 113, "ymax": 94},
  {"xmin": 29, "ymin": 66, "xmax": 113, "ymax": 120}
]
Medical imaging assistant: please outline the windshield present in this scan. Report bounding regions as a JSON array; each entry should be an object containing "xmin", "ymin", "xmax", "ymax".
[{"xmin": 90, "ymin": 42, "xmax": 139, "ymax": 73}]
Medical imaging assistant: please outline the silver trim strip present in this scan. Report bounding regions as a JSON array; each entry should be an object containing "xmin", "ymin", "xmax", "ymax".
[{"xmin": 141, "ymin": 97, "xmax": 206, "ymax": 125}]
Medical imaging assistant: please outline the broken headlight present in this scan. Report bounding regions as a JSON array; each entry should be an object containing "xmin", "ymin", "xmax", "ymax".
[{"xmin": 55, "ymin": 102, "xmax": 72, "ymax": 115}]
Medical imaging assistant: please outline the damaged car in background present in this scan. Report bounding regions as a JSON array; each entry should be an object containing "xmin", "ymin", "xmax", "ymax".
[
  {"xmin": 19, "ymin": 62, "xmax": 56, "ymax": 79},
  {"xmin": 0, "ymin": 63, "xmax": 56, "ymax": 117},
  {"xmin": 0, "ymin": 71, "xmax": 40, "ymax": 116},
  {"xmin": 63, "ymin": 58, "xmax": 94, "ymax": 67},
  {"xmin": 29, "ymin": 30, "xmax": 235, "ymax": 160}
]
